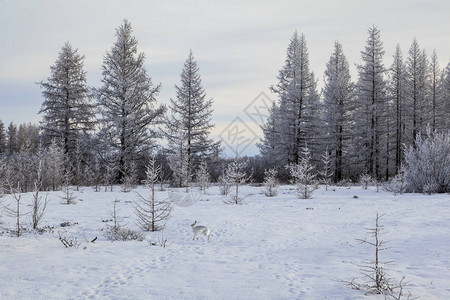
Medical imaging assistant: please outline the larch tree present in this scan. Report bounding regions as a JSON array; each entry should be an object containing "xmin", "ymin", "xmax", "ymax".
[
  {"xmin": 0, "ymin": 120, "xmax": 6, "ymax": 154},
  {"xmin": 96, "ymin": 20, "xmax": 165, "ymax": 182},
  {"xmin": 270, "ymin": 31, "xmax": 321, "ymax": 167},
  {"xmin": 165, "ymin": 50, "xmax": 217, "ymax": 185},
  {"xmin": 429, "ymin": 50, "xmax": 444, "ymax": 132},
  {"xmin": 322, "ymin": 41, "xmax": 355, "ymax": 182},
  {"xmin": 388, "ymin": 44, "xmax": 407, "ymax": 173},
  {"xmin": 354, "ymin": 26, "xmax": 388, "ymax": 179},
  {"xmin": 38, "ymin": 42, "xmax": 95, "ymax": 158},
  {"xmin": 257, "ymin": 101, "xmax": 282, "ymax": 168},
  {"xmin": 7, "ymin": 122, "xmax": 18, "ymax": 154},
  {"xmin": 405, "ymin": 38, "xmax": 430, "ymax": 143},
  {"xmin": 168, "ymin": 124, "xmax": 191, "ymax": 187},
  {"xmin": 441, "ymin": 62, "xmax": 450, "ymax": 130}
]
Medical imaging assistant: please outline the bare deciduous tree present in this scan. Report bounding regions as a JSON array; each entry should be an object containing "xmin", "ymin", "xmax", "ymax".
[
  {"xmin": 348, "ymin": 213, "xmax": 415, "ymax": 299},
  {"xmin": 31, "ymin": 161, "xmax": 49, "ymax": 230}
]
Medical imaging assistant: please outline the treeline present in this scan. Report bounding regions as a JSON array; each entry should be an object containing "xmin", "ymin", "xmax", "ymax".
[
  {"xmin": 0, "ymin": 23, "xmax": 449, "ymax": 194},
  {"xmin": 259, "ymin": 26, "xmax": 449, "ymax": 182}
]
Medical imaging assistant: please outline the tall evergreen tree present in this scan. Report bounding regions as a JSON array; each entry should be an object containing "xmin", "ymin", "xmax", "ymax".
[
  {"xmin": 0, "ymin": 120, "xmax": 6, "ymax": 154},
  {"xmin": 429, "ymin": 50, "xmax": 444, "ymax": 132},
  {"xmin": 441, "ymin": 61, "xmax": 450, "ymax": 130},
  {"xmin": 270, "ymin": 31, "xmax": 321, "ymax": 166},
  {"xmin": 388, "ymin": 44, "xmax": 407, "ymax": 173},
  {"xmin": 257, "ymin": 101, "xmax": 282, "ymax": 168},
  {"xmin": 7, "ymin": 122, "xmax": 18, "ymax": 154},
  {"xmin": 96, "ymin": 20, "xmax": 165, "ymax": 182},
  {"xmin": 322, "ymin": 41, "xmax": 355, "ymax": 182},
  {"xmin": 405, "ymin": 38, "xmax": 431, "ymax": 143},
  {"xmin": 354, "ymin": 26, "xmax": 388, "ymax": 179},
  {"xmin": 165, "ymin": 50, "xmax": 218, "ymax": 183},
  {"xmin": 38, "ymin": 42, "xmax": 94, "ymax": 157}
]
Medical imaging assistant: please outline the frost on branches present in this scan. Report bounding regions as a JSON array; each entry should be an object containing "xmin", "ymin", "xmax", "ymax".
[
  {"xmin": 403, "ymin": 128, "xmax": 450, "ymax": 194},
  {"xmin": 96, "ymin": 20, "xmax": 165, "ymax": 183},
  {"xmin": 224, "ymin": 158, "xmax": 250, "ymax": 204},
  {"xmin": 263, "ymin": 168, "xmax": 279, "ymax": 197},
  {"xmin": 286, "ymin": 145, "xmax": 318, "ymax": 199},
  {"xmin": 196, "ymin": 159, "xmax": 210, "ymax": 193},
  {"xmin": 135, "ymin": 156, "xmax": 172, "ymax": 231}
]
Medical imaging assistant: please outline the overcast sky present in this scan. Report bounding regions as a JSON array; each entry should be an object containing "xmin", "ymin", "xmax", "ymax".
[{"xmin": 0, "ymin": 0, "xmax": 449, "ymax": 155}]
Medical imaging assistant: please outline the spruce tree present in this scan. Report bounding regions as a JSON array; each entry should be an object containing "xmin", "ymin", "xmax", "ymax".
[
  {"xmin": 96, "ymin": 20, "xmax": 165, "ymax": 182},
  {"xmin": 38, "ymin": 42, "xmax": 94, "ymax": 158}
]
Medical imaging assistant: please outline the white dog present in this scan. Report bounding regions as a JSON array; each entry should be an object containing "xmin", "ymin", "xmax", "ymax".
[{"xmin": 191, "ymin": 220, "xmax": 210, "ymax": 242}]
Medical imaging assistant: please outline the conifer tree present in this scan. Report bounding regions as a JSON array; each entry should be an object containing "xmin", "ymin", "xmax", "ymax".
[
  {"xmin": 405, "ymin": 38, "xmax": 429, "ymax": 142},
  {"xmin": 429, "ymin": 50, "xmax": 444, "ymax": 132},
  {"xmin": 7, "ymin": 122, "xmax": 18, "ymax": 154},
  {"xmin": 165, "ymin": 50, "xmax": 217, "ymax": 177},
  {"xmin": 257, "ymin": 102, "xmax": 282, "ymax": 168},
  {"xmin": 38, "ymin": 42, "xmax": 94, "ymax": 158},
  {"xmin": 0, "ymin": 120, "xmax": 6, "ymax": 154},
  {"xmin": 96, "ymin": 20, "xmax": 165, "ymax": 182},
  {"xmin": 441, "ymin": 62, "xmax": 450, "ymax": 130},
  {"xmin": 388, "ymin": 44, "xmax": 407, "ymax": 173},
  {"xmin": 270, "ymin": 31, "xmax": 321, "ymax": 166},
  {"xmin": 354, "ymin": 26, "xmax": 388, "ymax": 179},
  {"xmin": 322, "ymin": 41, "xmax": 355, "ymax": 181}
]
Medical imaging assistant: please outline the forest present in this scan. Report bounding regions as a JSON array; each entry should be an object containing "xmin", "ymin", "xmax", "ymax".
[{"xmin": 0, "ymin": 20, "xmax": 449, "ymax": 195}]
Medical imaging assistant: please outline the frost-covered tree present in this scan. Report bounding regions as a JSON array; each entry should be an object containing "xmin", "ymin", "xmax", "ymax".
[
  {"xmin": 196, "ymin": 159, "xmax": 210, "ymax": 193},
  {"xmin": 31, "ymin": 161, "xmax": 48, "ymax": 230},
  {"xmin": 46, "ymin": 140, "xmax": 65, "ymax": 191},
  {"xmin": 323, "ymin": 41, "xmax": 355, "ymax": 181},
  {"xmin": 7, "ymin": 122, "xmax": 18, "ymax": 154},
  {"xmin": 405, "ymin": 39, "xmax": 430, "ymax": 143},
  {"xmin": 320, "ymin": 147, "xmax": 334, "ymax": 191},
  {"xmin": 354, "ymin": 26, "xmax": 388, "ymax": 179},
  {"xmin": 38, "ymin": 42, "xmax": 95, "ymax": 158},
  {"xmin": 263, "ymin": 168, "xmax": 278, "ymax": 197},
  {"xmin": 388, "ymin": 44, "xmax": 407, "ymax": 173},
  {"xmin": 224, "ymin": 153, "xmax": 249, "ymax": 204},
  {"xmin": 384, "ymin": 166, "xmax": 406, "ymax": 195},
  {"xmin": 270, "ymin": 31, "xmax": 322, "ymax": 166},
  {"xmin": 403, "ymin": 128, "xmax": 449, "ymax": 194},
  {"xmin": 286, "ymin": 145, "xmax": 318, "ymax": 199},
  {"xmin": 429, "ymin": 50, "xmax": 445, "ymax": 132},
  {"xmin": 122, "ymin": 161, "xmax": 138, "ymax": 193},
  {"xmin": 165, "ymin": 50, "xmax": 218, "ymax": 176},
  {"xmin": 442, "ymin": 62, "xmax": 450, "ymax": 130},
  {"xmin": 0, "ymin": 120, "xmax": 6, "ymax": 154},
  {"xmin": 168, "ymin": 125, "xmax": 191, "ymax": 187},
  {"xmin": 257, "ymin": 102, "xmax": 282, "ymax": 168},
  {"xmin": 96, "ymin": 20, "xmax": 165, "ymax": 182},
  {"xmin": 135, "ymin": 156, "xmax": 172, "ymax": 231},
  {"xmin": 218, "ymin": 170, "xmax": 232, "ymax": 196}
]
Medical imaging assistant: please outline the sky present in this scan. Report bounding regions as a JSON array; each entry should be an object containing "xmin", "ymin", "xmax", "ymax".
[{"xmin": 0, "ymin": 0, "xmax": 449, "ymax": 156}]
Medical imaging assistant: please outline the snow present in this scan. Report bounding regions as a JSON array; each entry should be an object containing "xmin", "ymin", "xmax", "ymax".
[{"xmin": 1, "ymin": 185, "xmax": 449, "ymax": 299}]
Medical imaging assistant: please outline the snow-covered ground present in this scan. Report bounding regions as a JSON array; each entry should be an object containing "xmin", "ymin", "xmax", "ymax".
[{"xmin": 0, "ymin": 185, "xmax": 449, "ymax": 299}]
